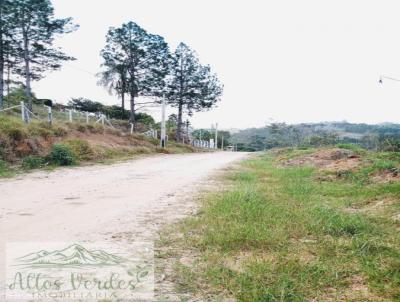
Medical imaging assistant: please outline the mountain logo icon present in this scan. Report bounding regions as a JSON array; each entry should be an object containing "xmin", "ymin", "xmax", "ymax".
[{"xmin": 15, "ymin": 244, "xmax": 127, "ymax": 268}]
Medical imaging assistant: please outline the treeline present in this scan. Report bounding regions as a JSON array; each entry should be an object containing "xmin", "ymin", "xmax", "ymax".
[
  {"xmin": 0, "ymin": 0, "xmax": 223, "ymax": 140},
  {"xmin": 231, "ymin": 122, "xmax": 400, "ymax": 152}
]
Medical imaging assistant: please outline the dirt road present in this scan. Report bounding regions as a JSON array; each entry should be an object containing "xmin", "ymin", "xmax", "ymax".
[{"xmin": 0, "ymin": 152, "xmax": 247, "ymax": 297}]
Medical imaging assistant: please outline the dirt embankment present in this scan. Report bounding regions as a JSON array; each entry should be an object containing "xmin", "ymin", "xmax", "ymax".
[
  {"xmin": 280, "ymin": 148, "xmax": 361, "ymax": 171},
  {"xmin": 276, "ymin": 148, "xmax": 400, "ymax": 183},
  {"xmin": 0, "ymin": 117, "xmax": 195, "ymax": 165}
]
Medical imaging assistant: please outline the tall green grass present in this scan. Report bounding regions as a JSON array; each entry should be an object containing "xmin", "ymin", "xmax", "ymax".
[{"xmin": 177, "ymin": 152, "xmax": 400, "ymax": 301}]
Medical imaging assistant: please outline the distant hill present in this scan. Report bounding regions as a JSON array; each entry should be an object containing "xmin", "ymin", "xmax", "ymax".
[{"xmin": 231, "ymin": 122, "xmax": 400, "ymax": 151}]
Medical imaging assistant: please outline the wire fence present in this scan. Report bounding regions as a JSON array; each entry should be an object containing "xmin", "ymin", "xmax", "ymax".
[
  {"xmin": 0, "ymin": 101, "xmax": 117, "ymax": 127},
  {"xmin": 0, "ymin": 101, "xmax": 217, "ymax": 149}
]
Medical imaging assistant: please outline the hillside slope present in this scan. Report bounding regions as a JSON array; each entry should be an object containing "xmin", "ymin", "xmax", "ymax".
[{"xmin": 0, "ymin": 115, "xmax": 195, "ymax": 176}]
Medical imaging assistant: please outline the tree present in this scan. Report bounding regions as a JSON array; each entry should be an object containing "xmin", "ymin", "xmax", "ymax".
[
  {"xmin": 100, "ymin": 22, "xmax": 170, "ymax": 125},
  {"xmin": 97, "ymin": 61, "xmax": 128, "ymax": 119},
  {"xmin": 4, "ymin": 85, "xmax": 35, "ymax": 104},
  {"xmin": 68, "ymin": 98, "xmax": 104, "ymax": 113},
  {"xmin": 11, "ymin": 0, "xmax": 77, "ymax": 109},
  {"xmin": 192, "ymin": 129, "xmax": 212, "ymax": 140},
  {"xmin": 217, "ymin": 130, "xmax": 231, "ymax": 149},
  {"xmin": 165, "ymin": 43, "xmax": 223, "ymax": 141},
  {"xmin": 0, "ymin": 0, "xmax": 14, "ymax": 109}
]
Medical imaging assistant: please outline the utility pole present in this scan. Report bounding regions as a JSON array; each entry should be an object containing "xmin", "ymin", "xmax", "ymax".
[
  {"xmin": 160, "ymin": 96, "xmax": 166, "ymax": 148},
  {"xmin": 216, "ymin": 124, "xmax": 219, "ymax": 148},
  {"xmin": 221, "ymin": 134, "xmax": 224, "ymax": 150}
]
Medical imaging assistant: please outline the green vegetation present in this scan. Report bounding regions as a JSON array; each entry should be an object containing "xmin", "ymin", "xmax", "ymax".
[
  {"xmin": 0, "ymin": 159, "xmax": 14, "ymax": 177},
  {"xmin": 22, "ymin": 155, "xmax": 45, "ymax": 170},
  {"xmin": 47, "ymin": 144, "xmax": 76, "ymax": 166},
  {"xmin": 169, "ymin": 148, "xmax": 400, "ymax": 301},
  {"xmin": 0, "ymin": 114, "xmax": 197, "ymax": 176},
  {"xmin": 232, "ymin": 122, "xmax": 400, "ymax": 152},
  {"xmin": 0, "ymin": 0, "xmax": 77, "ymax": 109}
]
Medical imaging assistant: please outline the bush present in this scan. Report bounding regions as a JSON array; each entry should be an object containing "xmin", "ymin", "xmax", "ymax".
[
  {"xmin": 75, "ymin": 124, "xmax": 87, "ymax": 133},
  {"xmin": 62, "ymin": 139, "xmax": 93, "ymax": 161},
  {"xmin": 47, "ymin": 144, "xmax": 75, "ymax": 166},
  {"xmin": 0, "ymin": 159, "xmax": 14, "ymax": 177},
  {"xmin": 53, "ymin": 126, "xmax": 68, "ymax": 137},
  {"xmin": 27, "ymin": 123, "xmax": 53, "ymax": 139},
  {"xmin": 86, "ymin": 124, "xmax": 103, "ymax": 134},
  {"xmin": 22, "ymin": 156, "xmax": 45, "ymax": 169},
  {"xmin": 6, "ymin": 128, "xmax": 27, "ymax": 141}
]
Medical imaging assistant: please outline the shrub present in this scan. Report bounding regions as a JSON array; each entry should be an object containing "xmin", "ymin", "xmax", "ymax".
[
  {"xmin": 53, "ymin": 126, "xmax": 68, "ymax": 137},
  {"xmin": 27, "ymin": 123, "xmax": 53, "ymax": 138},
  {"xmin": 22, "ymin": 155, "xmax": 45, "ymax": 169},
  {"xmin": 0, "ymin": 159, "xmax": 14, "ymax": 177},
  {"xmin": 47, "ymin": 144, "xmax": 75, "ymax": 166},
  {"xmin": 86, "ymin": 124, "xmax": 103, "ymax": 134},
  {"xmin": 62, "ymin": 139, "xmax": 93, "ymax": 161},
  {"xmin": 75, "ymin": 124, "xmax": 87, "ymax": 133},
  {"xmin": 6, "ymin": 128, "xmax": 27, "ymax": 141}
]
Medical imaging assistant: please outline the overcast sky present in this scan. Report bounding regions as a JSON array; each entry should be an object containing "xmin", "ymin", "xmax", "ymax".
[{"xmin": 33, "ymin": 0, "xmax": 400, "ymax": 129}]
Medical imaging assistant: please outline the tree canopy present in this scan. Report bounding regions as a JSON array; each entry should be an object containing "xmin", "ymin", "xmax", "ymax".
[
  {"xmin": 164, "ymin": 43, "xmax": 223, "ymax": 140},
  {"xmin": 0, "ymin": 0, "xmax": 76, "ymax": 110},
  {"xmin": 100, "ymin": 22, "xmax": 170, "ymax": 124}
]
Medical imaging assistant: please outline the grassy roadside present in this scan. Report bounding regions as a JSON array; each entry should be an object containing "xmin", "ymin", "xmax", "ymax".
[{"xmin": 163, "ymin": 148, "xmax": 400, "ymax": 301}]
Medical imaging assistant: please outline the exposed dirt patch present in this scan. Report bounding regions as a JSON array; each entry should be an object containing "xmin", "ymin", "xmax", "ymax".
[
  {"xmin": 281, "ymin": 149, "xmax": 360, "ymax": 170},
  {"xmin": 280, "ymin": 149, "xmax": 363, "ymax": 181},
  {"xmin": 345, "ymin": 197, "xmax": 397, "ymax": 214},
  {"xmin": 65, "ymin": 130, "xmax": 155, "ymax": 149},
  {"xmin": 321, "ymin": 275, "xmax": 390, "ymax": 302},
  {"xmin": 371, "ymin": 168, "xmax": 400, "ymax": 183}
]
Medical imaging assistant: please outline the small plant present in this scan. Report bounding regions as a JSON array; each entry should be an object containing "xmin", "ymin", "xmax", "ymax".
[
  {"xmin": 7, "ymin": 128, "xmax": 27, "ymax": 141},
  {"xmin": 47, "ymin": 144, "xmax": 75, "ymax": 166},
  {"xmin": 27, "ymin": 123, "xmax": 53, "ymax": 139},
  {"xmin": 22, "ymin": 155, "xmax": 45, "ymax": 170},
  {"xmin": 53, "ymin": 126, "xmax": 68, "ymax": 137},
  {"xmin": 86, "ymin": 124, "xmax": 103, "ymax": 134},
  {"xmin": 62, "ymin": 139, "xmax": 94, "ymax": 161},
  {"xmin": 75, "ymin": 124, "xmax": 87, "ymax": 133},
  {"xmin": 0, "ymin": 159, "xmax": 14, "ymax": 177}
]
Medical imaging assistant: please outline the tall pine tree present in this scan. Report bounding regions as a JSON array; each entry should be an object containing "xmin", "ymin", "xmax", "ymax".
[
  {"xmin": 0, "ymin": 0, "xmax": 14, "ymax": 109},
  {"xmin": 100, "ymin": 22, "xmax": 170, "ymax": 124},
  {"xmin": 11, "ymin": 0, "xmax": 77, "ymax": 109},
  {"xmin": 165, "ymin": 43, "xmax": 223, "ymax": 140}
]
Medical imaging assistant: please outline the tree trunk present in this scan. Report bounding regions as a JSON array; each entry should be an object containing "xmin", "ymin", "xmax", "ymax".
[
  {"xmin": 129, "ymin": 92, "xmax": 135, "ymax": 126},
  {"xmin": 176, "ymin": 102, "xmax": 183, "ymax": 141},
  {"xmin": 0, "ymin": 32, "xmax": 4, "ymax": 110},
  {"xmin": 121, "ymin": 92, "xmax": 125, "ymax": 118},
  {"xmin": 6, "ymin": 58, "xmax": 10, "ymax": 96},
  {"xmin": 23, "ymin": 30, "xmax": 32, "ymax": 110},
  {"xmin": 0, "ymin": 2, "xmax": 4, "ymax": 110}
]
